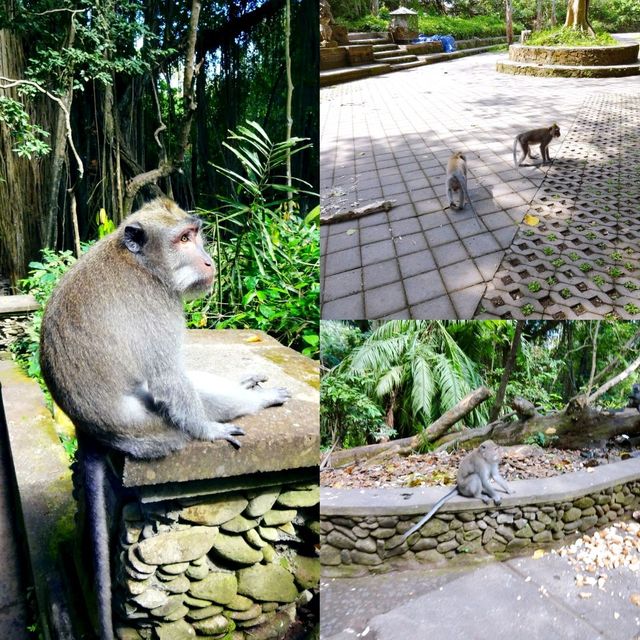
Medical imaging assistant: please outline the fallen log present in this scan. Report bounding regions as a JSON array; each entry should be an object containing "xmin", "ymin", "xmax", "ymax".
[
  {"xmin": 490, "ymin": 406, "xmax": 640, "ymax": 448},
  {"xmin": 320, "ymin": 199, "xmax": 395, "ymax": 225},
  {"xmin": 326, "ymin": 385, "xmax": 492, "ymax": 467}
]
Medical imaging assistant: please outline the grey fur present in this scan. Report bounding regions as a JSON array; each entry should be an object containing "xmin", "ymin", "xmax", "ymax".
[
  {"xmin": 40, "ymin": 199, "xmax": 290, "ymax": 640},
  {"xmin": 397, "ymin": 440, "xmax": 511, "ymax": 546}
]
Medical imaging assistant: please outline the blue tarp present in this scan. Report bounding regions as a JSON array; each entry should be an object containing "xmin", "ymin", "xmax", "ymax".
[{"xmin": 415, "ymin": 34, "xmax": 457, "ymax": 52}]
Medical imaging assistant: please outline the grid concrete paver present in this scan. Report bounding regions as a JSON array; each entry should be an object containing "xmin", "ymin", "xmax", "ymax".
[{"xmin": 320, "ymin": 48, "xmax": 640, "ymax": 318}]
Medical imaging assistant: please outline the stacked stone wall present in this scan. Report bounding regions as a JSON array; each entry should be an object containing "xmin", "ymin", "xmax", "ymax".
[
  {"xmin": 321, "ymin": 479, "xmax": 640, "ymax": 574},
  {"xmin": 114, "ymin": 483, "xmax": 319, "ymax": 640}
]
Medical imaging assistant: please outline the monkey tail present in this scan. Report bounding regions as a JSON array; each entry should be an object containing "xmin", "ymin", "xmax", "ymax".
[
  {"xmin": 82, "ymin": 439, "xmax": 115, "ymax": 640},
  {"xmin": 396, "ymin": 487, "xmax": 458, "ymax": 547}
]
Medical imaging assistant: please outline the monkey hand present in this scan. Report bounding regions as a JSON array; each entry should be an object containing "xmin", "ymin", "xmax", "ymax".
[
  {"xmin": 240, "ymin": 373, "xmax": 269, "ymax": 389},
  {"xmin": 262, "ymin": 387, "xmax": 291, "ymax": 407},
  {"xmin": 492, "ymin": 496, "xmax": 502, "ymax": 505},
  {"xmin": 203, "ymin": 422, "xmax": 245, "ymax": 448}
]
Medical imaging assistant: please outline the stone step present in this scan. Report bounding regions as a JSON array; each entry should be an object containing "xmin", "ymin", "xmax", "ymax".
[
  {"xmin": 392, "ymin": 60, "xmax": 430, "ymax": 71},
  {"xmin": 497, "ymin": 59, "xmax": 640, "ymax": 78},
  {"xmin": 375, "ymin": 53, "xmax": 419, "ymax": 64},
  {"xmin": 351, "ymin": 37, "xmax": 393, "ymax": 46},
  {"xmin": 372, "ymin": 43, "xmax": 398, "ymax": 52},
  {"xmin": 320, "ymin": 63, "xmax": 391, "ymax": 87},
  {"xmin": 348, "ymin": 31, "xmax": 388, "ymax": 40},
  {"xmin": 373, "ymin": 49, "xmax": 407, "ymax": 60}
]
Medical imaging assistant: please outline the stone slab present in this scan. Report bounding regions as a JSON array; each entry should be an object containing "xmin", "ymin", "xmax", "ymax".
[
  {"xmin": 320, "ymin": 457, "xmax": 640, "ymax": 516},
  {"xmin": 120, "ymin": 330, "xmax": 319, "ymax": 488},
  {"xmin": 0, "ymin": 294, "xmax": 38, "ymax": 317},
  {"xmin": 0, "ymin": 354, "xmax": 77, "ymax": 639}
]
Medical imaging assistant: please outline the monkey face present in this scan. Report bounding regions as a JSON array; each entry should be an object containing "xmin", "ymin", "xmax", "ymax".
[{"xmin": 172, "ymin": 225, "xmax": 215, "ymax": 298}]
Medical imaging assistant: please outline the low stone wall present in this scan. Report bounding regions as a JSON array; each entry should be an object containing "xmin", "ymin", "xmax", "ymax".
[
  {"xmin": 320, "ymin": 458, "xmax": 640, "ymax": 576},
  {"xmin": 509, "ymin": 42, "xmax": 639, "ymax": 66},
  {"xmin": 114, "ymin": 483, "xmax": 319, "ymax": 639}
]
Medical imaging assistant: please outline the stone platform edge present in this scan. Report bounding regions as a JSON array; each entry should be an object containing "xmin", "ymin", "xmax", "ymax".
[{"xmin": 320, "ymin": 458, "xmax": 640, "ymax": 574}]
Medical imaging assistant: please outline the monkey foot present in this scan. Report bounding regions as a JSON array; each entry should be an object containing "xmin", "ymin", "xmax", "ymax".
[{"xmin": 240, "ymin": 373, "xmax": 269, "ymax": 389}]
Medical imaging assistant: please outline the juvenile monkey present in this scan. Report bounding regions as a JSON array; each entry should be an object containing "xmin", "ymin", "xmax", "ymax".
[
  {"xmin": 513, "ymin": 123, "xmax": 560, "ymax": 168},
  {"xmin": 398, "ymin": 440, "xmax": 512, "ymax": 545},
  {"xmin": 445, "ymin": 151, "xmax": 474, "ymax": 212},
  {"xmin": 40, "ymin": 198, "xmax": 290, "ymax": 640}
]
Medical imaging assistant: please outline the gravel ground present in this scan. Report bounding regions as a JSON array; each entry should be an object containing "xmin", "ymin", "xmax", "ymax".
[{"xmin": 321, "ymin": 442, "xmax": 640, "ymax": 489}]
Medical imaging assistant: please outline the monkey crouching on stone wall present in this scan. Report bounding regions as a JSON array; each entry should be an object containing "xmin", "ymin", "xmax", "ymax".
[
  {"xmin": 40, "ymin": 198, "xmax": 291, "ymax": 640},
  {"xmin": 397, "ymin": 440, "xmax": 512, "ymax": 546}
]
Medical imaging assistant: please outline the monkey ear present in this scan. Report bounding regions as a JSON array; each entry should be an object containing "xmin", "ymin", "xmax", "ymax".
[{"xmin": 123, "ymin": 223, "xmax": 146, "ymax": 254}]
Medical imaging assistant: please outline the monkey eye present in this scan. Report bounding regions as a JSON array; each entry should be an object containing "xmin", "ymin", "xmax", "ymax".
[{"xmin": 180, "ymin": 233, "xmax": 190, "ymax": 243}]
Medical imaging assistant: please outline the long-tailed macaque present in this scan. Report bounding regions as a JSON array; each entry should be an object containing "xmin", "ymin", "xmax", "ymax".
[
  {"xmin": 40, "ymin": 198, "xmax": 290, "ymax": 640},
  {"xmin": 398, "ymin": 440, "xmax": 512, "ymax": 545},
  {"xmin": 628, "ymin": 383, "xmax": 640, "ymax": 412},
  {"xmin": 513, "ymin": 123, "xmax": 560, "ymax": 168},
  {"xmin": 445, "ymin": 151, "xmax": 474, "ymax": 212}
]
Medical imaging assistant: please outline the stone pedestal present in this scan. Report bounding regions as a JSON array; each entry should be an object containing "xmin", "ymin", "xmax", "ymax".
[{"xmin": 78, "ymin": 330, "xmax": 319, "ymax": 640}]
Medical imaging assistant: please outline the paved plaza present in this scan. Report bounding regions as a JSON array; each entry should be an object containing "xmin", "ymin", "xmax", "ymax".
[{"xmin": 320, "ymin": 47, "xmax": 640, "ymax": 319}]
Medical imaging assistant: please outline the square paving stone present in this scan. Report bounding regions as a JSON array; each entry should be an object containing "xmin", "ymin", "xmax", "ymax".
[
  {"xmin": 365, "ymin": 282, "xmax": 407, "ymax": 318},
  {"xmin": 440, "ymin": 259, "xmax": 484, "ymax": 292},
  {"xmin": 388, "ymin": 203, "xmax": 418, "ymax": 222},
  {"xmin": 327, "ymin": 228, "xmax": 361, "ymax": 253},
  {"xmin": 482, "ymin": 211, "xmax": 513, "ymax": 231},
  {"xmin": 322, "ymin": 293, "xmax": 365, "ymax": 319},
  {"xmin": 390, "ymin": 217, "xmax": 422, "ymax": 237},
  {"xmin": 419, "ymin": 210, "xmax": 449, "ymax": 231},
  {"xmin": 398, "ymin": 250, "xmax": 436, "ymax": 278},
  {"xmin": 363, "ymin": 259, "xmax": 401, "ymax": 290},
  {"xmin": 410, "ymin": 294, "xmax": 456, "ymax": 319},
  {"xmin": 462, "ymin": 232, "xmax": 502, "ymax": 258},
  {"xmin": 450, "ymin": 284, "xmax": 486, "ymax": 318},
  {"xmin": 475, "ymin": 250, "xmax": 506, "ymax": 282},
  {"xmin": 456, "ymin": 217, "xmax": 486, "ymax": 239},
  {"xmin": 432, "ymin": 240, "xmax": 468, "ymax": 268},
  {"xmin": 362, "ymin": 239, "xmax": 397, "ymax": 266},
  {"xmin": 415, "ymin": 197, "xmax": 446, "ymax": 216},
  {"xmin": 404, "ymin": 270, "xmax": 447, "ymax": 306},
  {"xmin": 323, "ymin": 269, "xmax": 362, "ymax": 300},
  {"xmin": 426, "ymin": 224, "xmax": 458, "ymax": 248},
  {"xmin": 360, "ymin": 222, "xmax": 392, "ymax": 245},
  {"xmin": 324, "ymin": 247, "xmax": 362, "ymax": 276},
  {"xmin": 394, "ymin": 232, "xmax": 428, "ymax": 256}
]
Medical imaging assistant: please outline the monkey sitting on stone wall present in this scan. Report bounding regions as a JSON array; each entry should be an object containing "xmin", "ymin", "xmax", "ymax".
[
  {"xmin": 40, "ymin": 198, "xmax": 291, "ymax": 640},
  {"xmin": 397, "ymin": 440, "xmax": 512, "ymax": 546}
]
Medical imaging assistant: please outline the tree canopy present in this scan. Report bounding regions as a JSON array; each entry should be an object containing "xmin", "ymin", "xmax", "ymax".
[{"xmin": 0, "ymin": 0, "xmax": 318, "ymax": 284}]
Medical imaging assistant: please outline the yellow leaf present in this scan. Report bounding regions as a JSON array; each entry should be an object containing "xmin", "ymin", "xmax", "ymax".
[
  {"xmin": 346, "ymin": 228, "xmax": 356, "ymax": 235},
  {"xmin": 532, "ymin": 549, "xmax": 545, "ymax": 559},
  {"xmin": 545, "ymin": 427, "xmax": 557, "ymax": 435},
  {"xmin": 99, "ymin": 207, "xmax": 108, "ymax": 225},
  {"xmin": 245, "ymin": 335, "xmax": 262, "ymax": 343},
  {"xmin": 523, "ymin": 213, "xmax": 540, "ymax": 226}
]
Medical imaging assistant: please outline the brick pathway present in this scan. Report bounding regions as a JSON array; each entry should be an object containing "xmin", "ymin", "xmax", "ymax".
[
  {"xmin": 320, "ymin": 49, "xmax": 640, "ymax": 319},
  {"xmin": 480, "ymin": 92, "xmax": 640, "ymax": 318}
]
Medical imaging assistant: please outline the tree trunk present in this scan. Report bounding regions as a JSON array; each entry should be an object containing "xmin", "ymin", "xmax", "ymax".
[
  {"xmin": 489, "ymin": 321, "xmax": 524, "ymax": 422},
  {"xmin": 284, "ymin": 0, "xmax": 293, "ymax": 205},
  {"xmin": 488, "ymin": 407, "xmax": 640, "ymax": 449},
  {"xmin": 505, "ymin": 0, "xmax": 513, "ymax": 45},
  {"xmin": 564, "ymin": 0, "xmax": 595, "ymax": 36},
  {"xmin": 326, "ymin": 386, "xmax": 492, "ymax": 468}
]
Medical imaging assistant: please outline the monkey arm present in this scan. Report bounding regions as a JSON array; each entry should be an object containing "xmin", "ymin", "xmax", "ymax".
[
  {"xmin": 146, "ymin": 372, "xmax": 245, "ymax": 447},
  {"xmin": 491, "ymin": 469, "xmax": 512, "ymax": 494},
  {"xmin": 478, "ymin": 468, "xmax": 502, "ymax": 502},
  {"xmin": 187, "ymin": 371, "xmax": 290, "ymax": 422}
]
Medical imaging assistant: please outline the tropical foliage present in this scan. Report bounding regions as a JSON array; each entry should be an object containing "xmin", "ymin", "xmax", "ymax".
[
  {"xmin": 321, "ymin": 321, "xmax": 640, "ymax": 449},
  {"xmin": 0, "ymin": 0, "xmax": 318, "ymax": 286}
]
